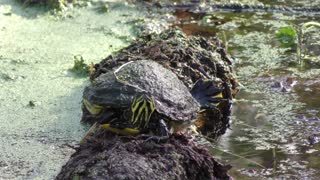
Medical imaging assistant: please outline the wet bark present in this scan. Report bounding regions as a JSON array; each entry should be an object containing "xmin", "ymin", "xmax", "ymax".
[{"xmin": 56, "ymin": 128, "xmax": 231, "ymax": 180}]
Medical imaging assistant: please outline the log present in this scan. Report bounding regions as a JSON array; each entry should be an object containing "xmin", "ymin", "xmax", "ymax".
[
  {"xmin": 55, "ymin": 128, "xmax": 231, "ymax": 180},
  {"xmin": 56, "ymin": 29, "xmax": 236, "ymax": 179}
]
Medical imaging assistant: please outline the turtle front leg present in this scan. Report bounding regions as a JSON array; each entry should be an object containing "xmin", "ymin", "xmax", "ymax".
[
  {"xmin": 158, "ymin": 119, "xmax": 170, "ymax": 138},
  {"xmin": 141, "ymin": 119, "xmax": 170, "ymax": 143}
]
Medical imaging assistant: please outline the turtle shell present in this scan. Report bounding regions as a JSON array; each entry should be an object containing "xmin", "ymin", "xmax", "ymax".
[{"xmin": 83, "ymin": 60, "xmax": 200, "ymax": 122}]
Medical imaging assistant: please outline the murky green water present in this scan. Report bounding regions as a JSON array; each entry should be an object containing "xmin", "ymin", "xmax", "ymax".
[
  {"xmin": 0, "ymin": 1, "xmax": 151, "ymax": 179},
  {"xmin": 1, "ymin": 0, "xmax": 320, "ymax": 179},
  {"xmin": 172, "ymin": 1, "xmax": 320, "ymax": 179}
]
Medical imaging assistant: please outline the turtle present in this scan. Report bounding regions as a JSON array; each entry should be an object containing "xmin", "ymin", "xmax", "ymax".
[{"xmin": 81, "ymin": 60, "xmax": 225, "ymax": 140}]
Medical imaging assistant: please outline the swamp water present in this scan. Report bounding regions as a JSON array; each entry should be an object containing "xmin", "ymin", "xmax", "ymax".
[
  {"xmin": 1, "ymin": 0, "xmax": 320, "ymax": 179},
  {"xmin": 172, "ymin": 1, "xmax": 320, "ymax": 179},
  {"xmin": 0, "ymin": 0, "xmax": 156, "ymax": 179}
]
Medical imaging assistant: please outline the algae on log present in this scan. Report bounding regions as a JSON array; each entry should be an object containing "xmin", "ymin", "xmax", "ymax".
[{"xmin": 55, "ymin": 128, "xmax": 231, "ymax": 180}]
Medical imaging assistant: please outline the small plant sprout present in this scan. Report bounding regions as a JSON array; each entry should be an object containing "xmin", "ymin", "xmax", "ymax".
[
  {"xmin": 297, "ymin": 22, "xmax": 320, "ymax": 65},
  {"xmin": 277, "ymin": 21, "xmax": 320, "ymax": 66}
]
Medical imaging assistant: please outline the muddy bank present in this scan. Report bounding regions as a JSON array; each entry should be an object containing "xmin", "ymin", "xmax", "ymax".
[{"xmin": 56, "ymin": 128, "xmax": 231, "ymax": 180}]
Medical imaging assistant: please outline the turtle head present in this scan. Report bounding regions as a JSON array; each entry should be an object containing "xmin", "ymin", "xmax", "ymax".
[
  {"xmin": 83, "ymin": 98, "xmax": 104, "ymax": 115},
  {"xmin": 130, "ymin": 95, "xmax": 155, "ymax": 129}
]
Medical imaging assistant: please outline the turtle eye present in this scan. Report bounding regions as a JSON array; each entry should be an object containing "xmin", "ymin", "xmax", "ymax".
[{"xmin": 131, "ymin": 95, "xmax": 155, "ymax": 128}]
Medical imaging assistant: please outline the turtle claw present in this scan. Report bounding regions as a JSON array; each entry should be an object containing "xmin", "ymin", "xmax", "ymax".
[{"xmin": 80, "ymin": 122, "xmax": 98, "ymax": 144}]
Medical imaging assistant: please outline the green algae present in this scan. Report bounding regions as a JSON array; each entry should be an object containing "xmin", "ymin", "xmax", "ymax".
[
  {"xmin": 0, "ymin": 0, "xmax": 151, "ymax": 179},
  {"xmin": 2, "ymin": 0, "xmax": 320, "ymax": 179}
]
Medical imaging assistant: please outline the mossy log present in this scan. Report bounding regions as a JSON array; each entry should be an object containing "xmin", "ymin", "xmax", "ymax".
[
  {"xmin": 85, "ymin": 29, "xmax": 238, "ymax": 140},
  {"xmin": 56, "ymin": 128, "xmax": 231, "ymax": 180}
]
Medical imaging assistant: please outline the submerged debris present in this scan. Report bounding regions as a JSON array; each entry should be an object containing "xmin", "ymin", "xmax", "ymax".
[
  {"xmin": 270, "ymin": 77, "xmax": 297, "ymax": 93},
  {"xmin": 307, "ymin": 134, "xmax": 319, "ymax": 145},
  {"xmin": 55, "ymin": 128, "xmax": 231, "ymax": 180}
]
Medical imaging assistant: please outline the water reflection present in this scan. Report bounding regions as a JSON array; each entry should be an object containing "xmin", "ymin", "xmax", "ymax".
[{"xmin": 170, "ymin": 2, "xmax": 320, "ymax": 178}]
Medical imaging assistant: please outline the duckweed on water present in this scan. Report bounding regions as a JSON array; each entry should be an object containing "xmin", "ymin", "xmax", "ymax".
[{"xmin": 0, "ymin": 0, "xmax": 161, "ymax": 178}]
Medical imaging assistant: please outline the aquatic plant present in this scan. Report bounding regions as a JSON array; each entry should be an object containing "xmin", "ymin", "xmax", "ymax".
[
  {"xmin": 276, "ymin": 26, "xmax": 297, "ymax": 48},
  {"xmin": 277, "ymin": 22, "xmax": 320, "ymax": 66},
  {"xmin": 297, "ymin": 22, "xmax": 320, "ymax": 65},
  {"xmin": 70, "ymin": 55, "xmax": 90, "ymax": 77}
]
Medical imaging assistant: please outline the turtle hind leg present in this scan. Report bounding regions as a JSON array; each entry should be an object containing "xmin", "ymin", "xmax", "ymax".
[{"xmin": 190, "ymin": 79, "xmax": 224, "ymax": 109}]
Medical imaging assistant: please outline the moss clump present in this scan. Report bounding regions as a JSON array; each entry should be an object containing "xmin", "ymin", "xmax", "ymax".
[
  {"xmin": 70, "ymin": 55, "xmax": 90, "ymax": 77},
  {"xmin": 276, "ymin": 26, "xmax": 297, "ymax": 48}
]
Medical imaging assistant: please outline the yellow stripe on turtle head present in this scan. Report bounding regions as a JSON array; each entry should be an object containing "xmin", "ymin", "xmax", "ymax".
[{"xmin": 83, "ymin": 99, "xmax": 103, "ymax": 115}]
